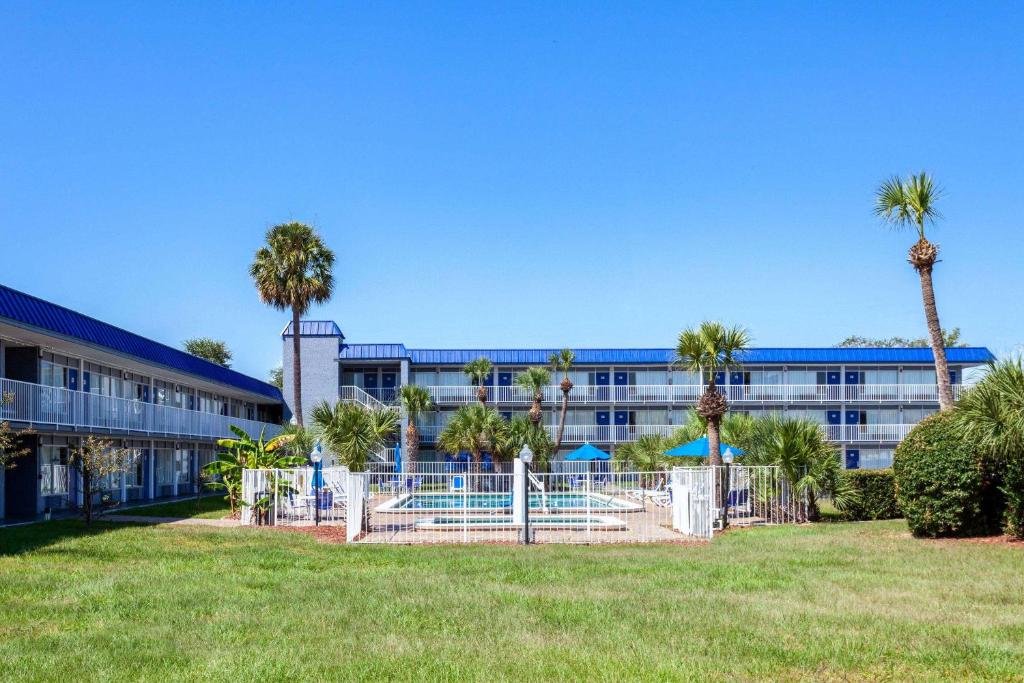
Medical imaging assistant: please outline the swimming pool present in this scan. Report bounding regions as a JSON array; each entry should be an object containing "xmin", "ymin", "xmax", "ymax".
[
  {"xmin": 414, "ymin": 514, "xmax": 629, "ymax": 531},
  {"xmin": 375, "ymin": 492, "xmax": 643, "ymax": 513}
]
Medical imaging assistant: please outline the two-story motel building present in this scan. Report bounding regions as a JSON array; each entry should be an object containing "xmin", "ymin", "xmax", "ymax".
[
  {"xmin": 283, "ymin": 321, "xmax": 994, "ymax": 471},
  {"xmin": 0, "ymin": 284, "xmax": 283, "ymax": 521}
]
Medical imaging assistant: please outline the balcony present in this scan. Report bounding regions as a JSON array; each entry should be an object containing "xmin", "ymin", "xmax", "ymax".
[
  {"xmin": 416, "ymin": 422, "xmax": 915, "ymax": 445},
  {"xmin": 0, "ymin": 376, "xmax": 282, "ymax": 440},
  {"xmin": 410, "ymin": 384, "xmax": 962, "ymax": 405}
]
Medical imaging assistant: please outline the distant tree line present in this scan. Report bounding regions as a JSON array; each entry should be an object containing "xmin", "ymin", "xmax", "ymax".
[{"xmin": 836, "ymin": 327, "xmax": 966, "ymax": 349}]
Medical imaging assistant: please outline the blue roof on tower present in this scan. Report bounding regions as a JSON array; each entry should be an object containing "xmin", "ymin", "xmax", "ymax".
[
  {"xmin": 336, "ymin": 343, "xmax": 994, "ymax": 365},
  {"xmin": 282, "ymin": 321, "xmax": 345, "ymax": 338},
  {"xmin": 0, "ymin": 284, "xmax": 283, "ymax": 401}
]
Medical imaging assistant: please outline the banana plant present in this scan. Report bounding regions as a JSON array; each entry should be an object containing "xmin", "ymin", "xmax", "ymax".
[{"xmin": 203, "ymin": 425, "xmax": 307, "ymax": 513}]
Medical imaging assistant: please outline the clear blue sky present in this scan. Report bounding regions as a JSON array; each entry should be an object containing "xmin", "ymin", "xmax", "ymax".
[{"xmin": 2, "ymin": 2, "xmax": 1022, "ymax": 380}]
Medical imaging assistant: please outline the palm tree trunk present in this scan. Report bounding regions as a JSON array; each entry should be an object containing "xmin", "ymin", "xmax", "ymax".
[
  {"xmin": 918, "ymin": 265, "xmax": 954, "ymax": 411},
  {"xmin": 554, "ymin": 388, "xmax": 570, "ymax": 456},
  {"xmin": 405, "ymin": 423, "xmax": 419, "ymax": 475},
  {"xmin": 291, "ymin": 309, "xmax": 304, "ymax": 426},
  {"xmin": 529, "ymin": 394, "xmax": 542, "ymax": 425}
]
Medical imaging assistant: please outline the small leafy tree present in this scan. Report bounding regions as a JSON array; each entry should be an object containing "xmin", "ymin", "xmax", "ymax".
[
  {"xmin": 182, "ymin": 338, "xmax": 233, "ymax": 367},
  {"xmin": 269, "ymin": 366, "xmax": 284, "ymax": 389},
  {"xmin": 463, "ymin": 358, "xmax": 493, "ymax": 405},
  {"xmin": 68, "ymin": 435, "xmax": 132, "ymax": 526},
  {"xmin": 204, "ymin": 426, "xmax": 306, "ymax": 513},
  {"xmin": 311, "ymin": 401, "xmax": 399, "ymax": 471},
  {"xmin": 1, "ymin": 392, "xmax": 32, "ymax": 471}
]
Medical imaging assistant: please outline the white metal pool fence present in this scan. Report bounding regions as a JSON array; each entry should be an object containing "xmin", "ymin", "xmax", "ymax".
[{"xmin": 240, "ymin": 465, "xmax": 803, "ymax": 544}]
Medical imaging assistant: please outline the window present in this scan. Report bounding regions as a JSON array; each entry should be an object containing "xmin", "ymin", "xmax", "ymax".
[
  {"xmin": 860, "ymin": 449, "xmax": 895, "ymax": 469},
  {"xmin": 174, "ymin": 450, "xmax": 192, "ymax": 484},
  {"xmin": 155, "ymin": 449, "xmax": 174, "ymax": 485},
  {"xmin": 123, "ymin": 449, "xmax": 144, "ymax": 488},
  {"xmin": 903, "ymin": 368, "xmax": 937, "ymax": 385}
]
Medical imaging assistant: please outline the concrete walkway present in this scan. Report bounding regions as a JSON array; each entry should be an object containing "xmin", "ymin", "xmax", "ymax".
[{"xmin": 102, "ymin": 514, "xmax": 238, "ymax": 528}]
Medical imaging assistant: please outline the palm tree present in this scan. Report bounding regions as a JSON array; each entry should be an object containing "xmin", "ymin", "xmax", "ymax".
[
  {"xmin": 875, "ymin": 173, "xmax": 954, "ymax": 411},
  {"xmin": 674, "ymin": 322, "xmax": 750, "ymax": 469},
  {"xmin": 251, "ymin": 222, "xmax": 335, "ymax": 426},
  {"xmin": 310, "ymin": 401, "xmax": 398, "ymax": 471},
  {"xmin": 399, "ymin": 385, "xmax": 432, "ymax": 475},
  {"xmin": 549, "ymin": 349, "xmax": 576, "ymax": 458},
  {"xmin": 954, "ymin": 358, "xmax": 1024, "ymax": 536},
  {"xmin": 463, "ymin": 358, "xmax": 493, "ymax": 405},
  {"xmin": 489, "ymin": 414, "xmax": 533, "ymax": 473},
  {"xmin": 615, "ymin": 434, "xmax": 668, "ymax": 487},
  {"xmin": 748, "ymin": 416, "xmax": 856, "ymax": 522},
  {"xmin": 516, "ymin": 367, "xmax": 551, "ymax": 426},
  {"xmin": 437, "ymin": 404, "xmax": 504, "ymax": 476}
]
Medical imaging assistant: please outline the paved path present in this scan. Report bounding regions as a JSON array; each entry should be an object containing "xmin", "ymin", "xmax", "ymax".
[{"xmin": 102, "ymin": 514, "xmax": 238, "ymax": 528}]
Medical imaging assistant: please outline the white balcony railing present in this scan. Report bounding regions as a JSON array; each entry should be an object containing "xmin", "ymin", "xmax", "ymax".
[
  {"xmin": 408, "ymin": 384, "xmax": 960, "ymax": 405},
  {"xmin": 416, "ymin": 422, "xmax": 916, "ymax": 445},
  {"xmin": 0, "ymin": 376, "xmax": 282, "ymax": 440}
]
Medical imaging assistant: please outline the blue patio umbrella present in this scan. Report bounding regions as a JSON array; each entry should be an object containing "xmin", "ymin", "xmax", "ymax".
[
  {"xmin": 394, "ymin": 441, "xmax": 402, "ymax": 474},
  {"xmin": 565, "ymin": 443, "xmax": 611, "ymax": 461},
  {"xmin": 664, "ymin": 437, "xmax": 745, "ymax": 457}
]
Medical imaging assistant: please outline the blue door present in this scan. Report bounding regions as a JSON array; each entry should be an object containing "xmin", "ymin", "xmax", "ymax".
[
  {"xmin": 714, "ymin": 371, "xmax": 726, "ymax": 386},
  {"xmin": 596, "ymin": 410, "xmax": 610, "ymax": 442},
  {"xmin": 949, "ymin": 370, "xmax": 957, "ymax": 385},
  {"xmin": 846, "ymin": 410, "xmax": 862, "ymax": 427},
  {"xmin": 483, "ymin": 371, "xmax": 494, "ymax": 387},
  {"xmin": 82, "ymin": 372, "xmax": 91, "ymax": 393},
  {"xmin": 67, "ymin": 368, "xmax": 78, "ymax": 391},
  {"xmin": 143, "ymin": 385, "xmax": 150, "ymax": 402},
  {"xmin": 614, "ymin": 410, "xmax": 629, "ymax": 442},
  {"xmin": 382, "ymin": 373, "xmax": 397, "ymax": 401},
  {"xmin": 845, "ymin": 449, "xmax": 860, "ymax": 470},
  {"xmin": 827, "ymin": 410, "xmax": 841, "ymax": 425},
  {"xmin": 596, "ymin": 372, "xmax": 610, "ymax": 401},
  {"xmin": 826, "ymin": 371, "xmax": 840, "ymax": 385},
  {"xmin": 188, "ymin": 395, "xmax": 195, "ymax": 411},
  {"xmin": 845, "ymin": 371, "xmax": 861, "ymax": 385},
  {"xmin": 614, "ymin": 371, "xmax": 628, "ymax": 401},
  {"xmin": 498, "ymin": 372, "xmax": 512, "ymax": 386}
]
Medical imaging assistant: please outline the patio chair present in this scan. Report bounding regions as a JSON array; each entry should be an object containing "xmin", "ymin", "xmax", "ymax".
[
  {"xmin": 650, "ymin": 487, "xmax": 673, "ymax": 508},
  {"xmin": 726, "ymin": 489, "xmax": 751, "ymax": 515},
  {"xmin": 282, "ymin": 491, "xmax": 310, "ymax": 523}
]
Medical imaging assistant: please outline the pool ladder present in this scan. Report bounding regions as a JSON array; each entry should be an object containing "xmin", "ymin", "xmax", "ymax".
[{"xmin": 528, "ymin": 471, "xmax": 550, "ymax": 512}]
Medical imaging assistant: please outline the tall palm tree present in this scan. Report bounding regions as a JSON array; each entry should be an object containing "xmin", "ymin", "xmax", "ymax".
[
  {"xmin": 549, "ymin": 349, "xmax": 576, "ymax": 458},
  {"xmin": 875, "ymin": 173, "xmax": 954, "ymax": 411},
  {"xmin": 675, "ymin": 322, "xmax": 750, "ymax": 469},
  {"xmin": 463, "ymin": 358, "xmax": 493, "ymax": 405},
  {"xmin": 250, "ymin": 222, "xmax": 335, "ymax": 426},
  {"xmin": 437, "ymin": 405, "xmax": 505, "ymax": 482},
  {"xmin": 516, "ymin": 367, "xmax": 551, "ymax": 426},
  {"xmin": 399, "ymin": 384, "xmax": 432, "ymax": 475},
  {"xmin": 310, "ymin": 401, "xmax": 398, "ymax": 471}
]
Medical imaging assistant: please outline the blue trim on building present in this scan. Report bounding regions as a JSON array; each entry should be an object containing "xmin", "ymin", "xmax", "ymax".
[
  {"xmin": 0, "ymin": 284, "xmax": 282, "ymax": 401},
  {"xmin": 335, "ymin": 342, "xmax": 994, "ymax": 365},
  {"xmin": 281, "ymin": 320, "xmax": 345, "ymax": 338}
]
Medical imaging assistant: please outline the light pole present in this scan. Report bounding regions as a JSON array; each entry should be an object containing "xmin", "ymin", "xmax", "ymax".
[
  {"xmin": 722, "ymin": 447, "xmax": 734, "ymax": 529},
  {"xmin": 519, "ymin": 443, "xmax": 533, "ymax": 545},
  {"xmin": 310, "ymin": 441, "xmax": 323, "ymax": 527}
]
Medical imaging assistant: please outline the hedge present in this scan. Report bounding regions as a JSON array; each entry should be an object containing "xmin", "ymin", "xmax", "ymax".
[
  {"xmin": 841, "ymin": 469, "xmax": 900, "ymax": 521},
  {"xmin": 892, "ymin": 412, "xmax": 1003, "ymax": 538}
]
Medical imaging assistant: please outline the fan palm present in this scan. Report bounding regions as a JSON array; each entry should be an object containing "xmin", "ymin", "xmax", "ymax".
[
  {"xmin": 437, "ymin": 404, "xmax": 504, "ymax": 476},
  {"xmin": 875, "ymin": 173, "xmax": 954, "ymax": 411},
  {"xmin": 954, "ymin": 358, "xmax": 1024, "ymax": 536},
  {"xmin": 463, "ymin": 358, "xmax": 493, "ymax": 405},
  {"xmin": 310, "ymin": 401, "xmax": 398, "ymax": 471},
  {"xmin": 549, "ymin": 348, "xmax": 576, "ymax": 458},
  {"xmin": 516, "ymin": 367, "xmax": 551, "ymax": 426},
  {"xmin": 399, "ymin": 384, "xmax": 432, "ymax": 475},
  {"xmin": 674, "ymin": 322, "xmax": 750, "ymax": 469},
  {"xmin": 748, "ymin": 416, "xmax": 856, "ymax": 522},
  {"xmin": 250, "ymin": 222, "xmax": 335, "ymax": 426},
  {"xmin": 615, "ymin": 434, "xmax": 668, "ymax": 486}
]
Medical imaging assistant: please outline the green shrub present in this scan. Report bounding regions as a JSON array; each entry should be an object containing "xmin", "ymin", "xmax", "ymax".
[
  {"xmin": 841, "ymin": 469, "xmax": 900, "ymax": 521},
  {"xmin": 893, "ymin": 412, "xmax": 1003, "ymax": 538}
]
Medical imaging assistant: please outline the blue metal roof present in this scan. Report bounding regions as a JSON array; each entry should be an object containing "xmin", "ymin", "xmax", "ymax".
[
  {"xmin": 336, "ymin": 343, "xmax": 994, "ymax": 366},
  {"xmin": 0, "ymin": 284, "xmax": 283, "ymax": 402},
  {"xmin": 282, "ymin": 320, "xmax": 345, "ymax": 338}
]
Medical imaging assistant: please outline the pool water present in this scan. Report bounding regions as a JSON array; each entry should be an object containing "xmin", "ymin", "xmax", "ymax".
[
  {"xmin": 415, "ymin": 515, "xmax": 629, "ymax": 531},
  {"xmin": 377, "ymin": 492, "xmax": 642, "ymax": 513}
]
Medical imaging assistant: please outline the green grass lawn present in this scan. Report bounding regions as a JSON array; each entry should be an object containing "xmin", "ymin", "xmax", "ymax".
[
  {"xmin": 1, "ymin": 520, "xmax": 1022, "ymax": 682},
  {"xmin": 116, "ymin": 495, "xmax": 231, "ymax": 519}
]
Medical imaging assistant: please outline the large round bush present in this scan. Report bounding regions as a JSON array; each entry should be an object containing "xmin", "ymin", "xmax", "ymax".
[{"xmin": 893, "ymin": 412, "xmax": 1002, "ymax": 538}]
